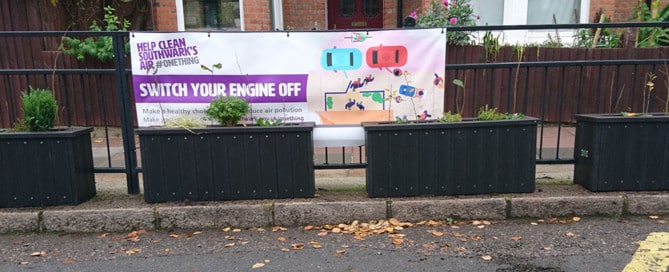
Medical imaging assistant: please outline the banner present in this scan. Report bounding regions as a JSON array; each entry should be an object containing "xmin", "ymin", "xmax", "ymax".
[{"xmin": 129, "ymin": 29, "xmax": 446, "ymax": 127}]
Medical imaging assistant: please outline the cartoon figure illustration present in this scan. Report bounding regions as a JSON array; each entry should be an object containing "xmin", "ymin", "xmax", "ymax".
[
  {"xmin": 433, "ymin": 73, "xmax": 444, "ymax": 87},
  {"xmin": 415, "ymin": 89, "xmax": 425, "ymax": 98},
  {"xmin": 344, "ymin": 98, "xmax": 356, "ymax": 110},
  {"xmin": 393, "ymin": 68, "xmax": 403, "ymax": 76},
  {"xmin": 394, "ymin": 96, "xmax": 403, "ymax": 103},
  {"xmin": 356, "ymin": 101, "xmax": 365, "ymax": 111},
  {"xmin": 350, "ymin": 75, "xmax": 375, "ymax": 91},
  {"xmin": 345, "ymin": 32, "xmax": 372, "ymax": 43},
  {"xmin": 417, "ymin": 110, "xmax": 432, "ymax": 120}
]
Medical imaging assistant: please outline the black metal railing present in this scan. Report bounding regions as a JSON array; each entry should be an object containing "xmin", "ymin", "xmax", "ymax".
[{"xmin": 2, "ymin": 22, "xmax": 669, "ymax": 192}]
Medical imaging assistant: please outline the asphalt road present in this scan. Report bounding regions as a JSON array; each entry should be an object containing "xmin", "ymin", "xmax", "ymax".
[{"xmin": 1, "ymin": 216, "xmax": 667, "ymax": 272}]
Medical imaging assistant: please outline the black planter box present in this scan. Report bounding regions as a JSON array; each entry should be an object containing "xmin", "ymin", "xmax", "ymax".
[
  {"xmin": 574, "ymin": 113, "xmax": 669, "ymax": 191},
  {"xmin": 0, "ymin": 127, "xmax": 96, "ymax": 207},
  {"xmin": 136, "ymin": 123, "xmax": 315, "ymax": 203},
  {"xmin": 363, "ymin": 117, "xmax": 539, "ymax": 197}
]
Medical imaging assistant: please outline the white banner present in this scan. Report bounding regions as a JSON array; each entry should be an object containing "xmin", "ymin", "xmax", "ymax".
[{"xmin": 129, "ymin": 29, "xmax": 446, "ymax": 131}]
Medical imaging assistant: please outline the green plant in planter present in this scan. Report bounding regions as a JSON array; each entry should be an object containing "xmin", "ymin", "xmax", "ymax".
[
  {"xmin": 477, "ymin": 105, "xmax": 525, "ymax": 121},
  {"xmin": 477, "ymin": 105, "xmax": 505, "ymax": 121},
  {"xmin": 15, "ymin": 87, "xmax": 58, "ymax": 132},
  {"xmin": 205, "ymin": 96, "xmax": 249, "ymax": 126},
  {"xmin": 256, "ymin": 117, "xmax": 282, "ymax": 126},
  {"xmin": 438, "ymin": 111, "xmax": 462, "ymax": 122}
]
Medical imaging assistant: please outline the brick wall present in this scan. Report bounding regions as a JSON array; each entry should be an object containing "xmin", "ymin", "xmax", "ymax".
[
  {"xmin": 590, "ymin": 0, "xmax": 669, "ymax": 22},
  {"xmin": 282, "ymin": 0, "xmax": 326, "ymax": 30},
  {"xmin": 153, "ymin": 0, "xmax": 669, "ymax": 31},
  {"xmin": 243, "ymin": 0, "xmax": 271, "ymax": 30},
  {"xmin": 153, "ymin": 0, "xmax": 178, "ymax": 31}
]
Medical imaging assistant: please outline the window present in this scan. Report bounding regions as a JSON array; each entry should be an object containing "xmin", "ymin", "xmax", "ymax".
[
  {"xmin": 340, "ymin": 0, "xmax": 356, "ymax": 17},
  {"xmin": 363, "ymin": 0, "xmax": 380, "ymax": 17},
  {"xmin": 180, "ymin": 0, "xmax": 242, "ymax": 31},
  {"xmin": 470, "ymin": 0, "xmax": 589, "ymax": 45},
  {"xmin": 527, "ymin": 0, "xmax": 581, "ymax": 24}
]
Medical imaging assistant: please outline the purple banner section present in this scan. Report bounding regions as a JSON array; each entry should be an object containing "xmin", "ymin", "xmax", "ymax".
[{"xmin": 132, "ymin": 74, "xmax": 309, "ymax": 103}]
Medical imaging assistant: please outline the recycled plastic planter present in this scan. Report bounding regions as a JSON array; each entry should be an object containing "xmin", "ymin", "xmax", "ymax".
[
  {"xmin": 0, "ymin": 127, "xmax": 96, "ymax": 207},
  {"xmin": 574, "ymin": 113, "xmax": 669, "ymax": 191},
  {"xmin": 136, "ymin": 122, "xmax": 315, "ymax": 203},
  {"xmin": 363, "ymin": 117, "xmax": 539, "ymax": 197}
]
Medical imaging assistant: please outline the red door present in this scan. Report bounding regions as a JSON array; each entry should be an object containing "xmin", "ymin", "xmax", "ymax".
[{"xmin": 327, "ymin": 0, "xmax": 383, "ymax": 30}]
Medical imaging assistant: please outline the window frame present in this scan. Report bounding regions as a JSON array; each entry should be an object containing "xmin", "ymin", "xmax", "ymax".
[
  {"xmin": 176, "ymin": 0, "xmax": 251, "ymax": 31},
  {"xmin": 472, "ymin": 0, "xmax": 590, "ymax": 45}
]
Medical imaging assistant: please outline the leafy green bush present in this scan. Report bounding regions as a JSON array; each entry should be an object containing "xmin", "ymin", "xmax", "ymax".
[
  {"xmin": 477, "ymin": 105, "xmax": 505, "ymax": 121},
  {"xmin": 59, "ymin": 5, "xmax": 130, "ymax": 62},
  {"xmin": 631, "ymin": 0, "xmax": 669, "ymax": 47},
  {"xmin": 19, "ymin": 87, "xmax": 58, "ymax": 132},
  {"xmin": 413, "ymin": 0, "xmax": 478, "ymax": 45},
  {"xmin": 205, "ymin": 96, "xmax": 249, "ymax": 126},
  {"xmin": 438, "ymin": 111, "xmax": 462, "ymax": 122}
]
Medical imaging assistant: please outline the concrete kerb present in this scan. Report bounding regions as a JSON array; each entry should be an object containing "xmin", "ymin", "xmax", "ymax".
[
  {"xmin": 626, "ymin": 194, "xmax": 669, "ymax": 215},
  {"xmin": 274, "ymin": 201, "xmax": 387, "ymax": 226},
  {"xmin": 509, "ymin": 195, "xmax": 625, "ymax": 218},
  {"xmin": 0, "ymin": 212, "xmax": 39, "ymax": 233},
  {"xmin": 390, "ymin": 198, "xmax": 508, "ymax": 221},
  {"xmin": 3, "ymin": 192, "xmax": 669, "ymax": 234},
  {"xmin": 157, "ymin": 204, "xmax": 273, "ymax": 229},
  {"xmin": 41, "ymin": 208, "xmax": 155, "ymax": 233}
]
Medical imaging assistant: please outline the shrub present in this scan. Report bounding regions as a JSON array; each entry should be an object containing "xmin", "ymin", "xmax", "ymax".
[
  {"xmin": 20, "ymin": 87, "xmax": 58, "ymax": 131},
  {"xmin": 205, "ymin": 96, "xmax": 249, "ymax": 126}
]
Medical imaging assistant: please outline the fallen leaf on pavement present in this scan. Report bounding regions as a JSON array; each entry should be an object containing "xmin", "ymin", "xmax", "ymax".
[
  {"xmin": 280, "ymin": 248, "xmax": 290, "ymax": 252},
  {"xmin": 125, "ymin": 248, "xmax": 141, "ymax": 255},
  {"xmin": 222, "ymin": 227, "xmax": 231, "ymax": 232},
  {"xmin": 62, "ymin": 259, "xmax": 75, "ymax": 265},
  {"xmin": 304, "ymin": 225, "xmax": 314, "ymax": 231},
  {"xmin": 30, "ymin": 251, "xmax": 46, "ymax": 257},
  {"xmin": 389, "ymin": 218, "xmax": 401, "ymax": 226},
  {"xmin": 566, "ymin": 232, "xmax": 575, "ymax": 237},
  {"xmin": 272, "ymin": 226, "xmax": 288, "ymax": 232},
  {"xmin": 98, "ymin": 233, "xmax": 110, "ymax": 238},
  {"xmin": 511, "ymin": 236, "xmax": 522, "ymax": 241},
  {"xmin": 224, "ymin": 243, "xmax": 235, "ymax": 247},
  {"xmin": 572, "ymin": 217, "xmax": 581, "ymax": 222},
  {"xmin": 232, "ymin": 229, "xmax": 242, "ymax": 233},
  {"xmin": 649, "ymin": 215, "xmax": 660, "ymax": 220},
  {"xmin": 169, "ymin": 234, "xmax": 180, "ymax": 238},
  {"xmin": 277, "ymin": 236, "xmax": 287, "ymax": 242},
  {"xmin": 427, "ymin": 230, "xmax": 444, "ymax": 237},
  {"xmin": 291, "ymin": 244, "xmax": 305, "ymax": 250},
  {"xmin": 481, "ymin": 255, "xmax": 492, "ymax": 261},
  {"xmin": 422, "ymin": 243, "xmax": 435, "ymax": 249},
  {"xmin": 252, "ymin": 263, "xmax": 265, "ymax": 269},
  {"xmin": 336, "ymin": 249, "xmax": 346, "ymax": 254}
]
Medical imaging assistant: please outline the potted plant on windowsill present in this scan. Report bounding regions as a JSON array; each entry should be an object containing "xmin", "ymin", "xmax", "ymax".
[
  {"xmin": 574, "ymin": 72, "xmax": 669, "ymax": 191},
  {"xmin": 0, "ymin": 87, "xmax": 96, "ymax": 208},
  {"xmin": 135, "ymin": 96, "xmax": 315, "ymax": 203},
  {"xmin": 363, "ymin": 105, "xmax": 539, "ymax": 198}
]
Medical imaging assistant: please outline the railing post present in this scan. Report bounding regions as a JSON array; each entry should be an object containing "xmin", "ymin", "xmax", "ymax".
[{"xmin": 112, "ymin": 32, "xmax": 140, "ymax": 194}]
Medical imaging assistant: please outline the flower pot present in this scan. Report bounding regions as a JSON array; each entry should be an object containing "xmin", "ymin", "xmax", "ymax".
[
  {"xmin": 0, "ymin": 127, "xmax": 96, "ymax": 207},
  {"xmin": 136, "ymin": 122, "xmax": 315, "ymax": 203},
  {"xmin": 574, "ymin": 113, "xmax": 669, "ymax": 191},
  {"xmin": 363, "ymin": 117, "xmax": 539, "ymax": 197}
]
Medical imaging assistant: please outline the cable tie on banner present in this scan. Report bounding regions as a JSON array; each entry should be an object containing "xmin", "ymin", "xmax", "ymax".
[
  {"xmin": 441, "ymin": 28, "xmax": 445, "ymax": 34},
  {"xmin": 131, "ymin": 32, "xmax": 135, "ymax": 38},
  {"xmin": 286, "ymin": 31, "xmax": 290, "ymax": 37},
  {"xmin": 208, "ymin": 31, "xmax": 211, "ymax": 38}
]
